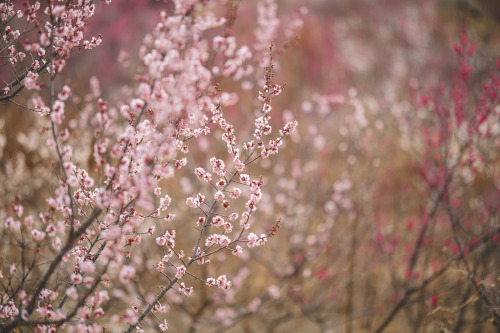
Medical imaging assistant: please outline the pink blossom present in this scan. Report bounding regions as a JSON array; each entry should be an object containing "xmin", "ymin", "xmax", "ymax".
[
  {"xmin": 31, "ymin": 229, "xmax": 46, "ymax": 242},
  {"xmin": 160, "ymin": 195, "xmax": 172, "ymax": 211},
  {"xmin": 206, "ymin": 278, "xmax": 217, "ymax": 287},
  {"xmin": 175, "ymin": 265, "xmax": 186, "ymax": 279},
  {"xmin": 57, "ymin": 85, "xmax": 72, "ymax": 101},
  {"xmin": 240, "ymin": 212, "xmax": 251, "ymax": 229},
  {"xmin": 280, "ymin": 120, "xmax": 298, "ymax": 136},
  {"xmin": 71, "ymin": 273, "xmax": 83, "ymax": 284},
  {"xmin": 12, "ymin": 204, "xmax": 23, "ymax": 217},
  {"xmin": 233, "ymin": 156, "xmax": 245, "ymax": 173},
  {"xmin": 223, "ymin": 223, "xmax": 233, "ymax": 233},
  {"xmin": 210, "ymin": 157, "xmax": 226, "ymax": 176},
  {"xmin": 156, "ymin": 262, "xmax": 165, "ymax": 272},
  {"xmin": 154, "ymin": 187, "xmax": 161, "ymax": 196},
  {"xmin": 239, "ymin": 174, "xmax": 250, "ymax": 185},
  {"xmin": 122, "ymin": 308, "xmax": 138, "ymax": 325},
  {"xmin": 159, "ymin": 319, "xmax": 169, "ymax": 331},
  {"xmin": 39, "ymin": 288, "xmax": 58, "ymax": 301},
  {"xmin": 0, "ymin": 1, "xmax": 304, "ymax": 330},
  {"xmin": 119, "ymin": 265, "xmax": 136, "ymax": 284},
  {"xmin": 247, "ymin": 233, "xmax": 259, "ymax": 248},
  {"xmin": 16, "ymin": 290, "xmax": 26, "ymax": 300},
  {"xmin": 5, "ymin": 217, "xmax": 20, "ymax": 230},
  {"xmin": 79, "ymin": 260, "xmax": 96, "ymax": 274},
  {"xmin": 52, "ymin": 237, "xmax": 62, "ymax": 250},
  {"xmin": 83, "ymin": 276, "xmax": 94, "ymax": 288},
  {"xmin": 164, "ymin": 213, "xmax": 175, "ymax": 222},
  {"xmin": 130, "ymin": 99, "xmax": 145, "ymax": 111},
  {"xmin": 186, "ymin": 197, "xmax": 200, "ymax": 208},
  {"xmin": 93, "ymin": 307, "xmax": 105, "ymax": 318},
  {"xmin": 216, "ymin": 178, "xmax": 227, "ymax": 188},
  {"xmin": 211, "ymin": 216, "xmax": 225, "ymax": 227},
  {"xmin": 232, "ymin": 245, "xmax": 243, "ymax": 256},
  {"xmin": 214, "ymin": 307, "xmax": 237, "ymax": 326},
  {"xmin": 178, "ymin": 282, "xmax": 193, "ymax": 296},
  {"xmin": 194, "ymin": 167, "xmax": 212, "ymax": 182},
  {"xmin": 248, "ymin": 298, "xmax": 262, "ymax": 313},
  {"xmin": 102, "ymin": 226, "xmax": 122, "ymax": 241},
  {"xmin": 214, "ymin": 190, "xmax": 225, "ymax": 201},
  {"xmin": 21, "ymin": 309, "xmax": 28, "ymax": 321},
  {"xmin": 216, "ymin": 275, "xmax": 232, "ymax": 290},
  {"xmin": 197, "ymin": 217, "xmax": 206, "ymax": 226},
  {"xmin": 132, "ymin": 234, "xmax": 142, "ymax": 244}
]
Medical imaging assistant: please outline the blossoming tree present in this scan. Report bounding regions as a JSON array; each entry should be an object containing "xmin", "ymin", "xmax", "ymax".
[{"xmin": 0, "ymin": 0, "xmax": 299, "ymax": 331}]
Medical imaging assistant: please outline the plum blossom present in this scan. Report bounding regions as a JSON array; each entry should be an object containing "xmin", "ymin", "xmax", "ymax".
[
  {"xmin": 233, "ymin": 155, "xmax": 245, "ymax": 172},
  {"xmin": 119, "ymin": 265, "xmax": 136, "ymax": 285},
  {"xmin": 217, "ymin": 275, "xmax": 232, "ymax": 290},
  {"xmin": 214, "ymin": 190, "xmax": 225, "ymax": 201},
  {"xmin": 239, "ymin": 174, "xmax": 250, "ymax": 185},
  {"xmin": 58, "ymin": 85, "xmax": 72, "ymax": 101},
  {"xmin": 0, "ymin": 0, "xmax": 299, "ymax": 330},
  {"xmin": 232, "ymin": 245, "xmax": 243, "ymax": 256},
  {"xmin": 31, "ymin": 229, "xmax": 46, "ymax": 242},
  {"xmin": 175, "ymin": 265, "xmax": 186, "ymax": 279},
  {"xmin": 178, "ymin": 282, "xmax": 193, "ymax": 296},
  {"xmin": 211, "ymin": 216, "xmax": 225, "ymax": 227},
  {"xmin": 194, "ymin": 167, "xmax": 212, "ymax": 182},
  {"xmin": 156, "ymin": 262, "xmax": 165, "ymax": 272},
  {"xmin": 71, "ymin": 273, "xmax": 83, "ymax": 284},
  {"xmin": 159, "ymin": 319, "xmax": 168, "ymax": 331},
  {"xmin": 186, "ymin": 196, "xmax": 201, "ymax": 208},
  {"xmin": 79, "ymin": 260, "xmax": 96, "ymax": 274},
  {"xmin": 247, "ymin": 233, "xmax": 259, "ymax": 248},
  {"xmin": 130, "ymin": 99, "xmax": 144, "ymax": 111},
  {"xmin": 210, "ymin": 157, "xmax": 226, "ymax": 176},
  {"xmin": 280, "ymin": 120, "xmax": 298, "ymax": 136}
]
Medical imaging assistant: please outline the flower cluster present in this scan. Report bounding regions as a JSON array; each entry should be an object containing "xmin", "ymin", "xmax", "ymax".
[
  {"xmin": 206, "ymin": 275, "xmax": 233, "ymax": 290},
  {"xmin": 0, "ymin": 0, "xmax": 297, "ymax": 332}
]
